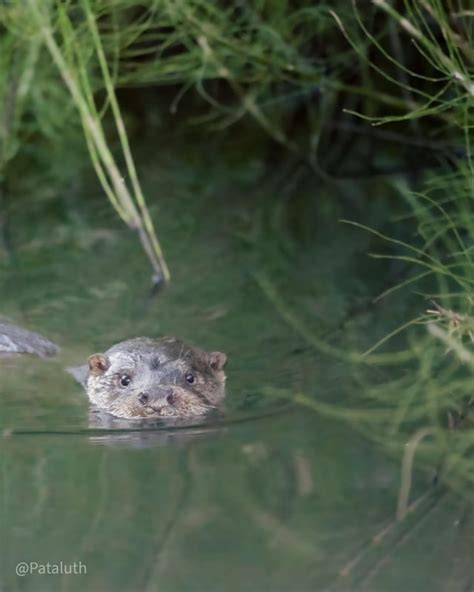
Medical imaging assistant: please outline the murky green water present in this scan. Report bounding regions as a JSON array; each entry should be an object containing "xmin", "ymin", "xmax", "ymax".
[
  {"xmin": 2, "ymin": 386, "xmax": 473, "ymax": 592},
  {"xmin": 1, "ymin": 158, "xmax": 473, "ymax": 591}
]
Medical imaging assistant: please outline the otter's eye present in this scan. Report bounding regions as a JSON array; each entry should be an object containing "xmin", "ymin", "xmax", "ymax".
[
  {"xmin": 120, "ymin": 374, "xmax": 132, "ymax": 387},
  {"xmin": 185, "ymin": 373, "xmax": 195, "ymax": 384}
]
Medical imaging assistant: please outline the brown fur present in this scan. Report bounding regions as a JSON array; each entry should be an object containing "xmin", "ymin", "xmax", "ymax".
[{"xmin": 71, "ymin": 336, "xmax": 227, "ymax": 420}]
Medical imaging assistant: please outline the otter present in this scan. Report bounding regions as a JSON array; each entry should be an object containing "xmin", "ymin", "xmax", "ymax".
[
  {"xmin": 69, "ymin": 336, "xmax": 227, "ymax": 419},
  {"xmin": 0, "ymin": 323, "xmax": 227, "ymax": 420}
]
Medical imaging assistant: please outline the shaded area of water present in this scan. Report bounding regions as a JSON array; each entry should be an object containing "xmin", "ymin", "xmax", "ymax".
[{"xmin": 1, "ymin": 154, "xmax": 473, "ymax": 591}]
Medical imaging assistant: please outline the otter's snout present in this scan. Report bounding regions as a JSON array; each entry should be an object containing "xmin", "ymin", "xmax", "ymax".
[
  {"xmin": 138, "ymin": 388, "xmax": 174, "ymax": 408},
  {"xmin": 138, "ymin": 393, "xmax": 150, "ymax": 405}
]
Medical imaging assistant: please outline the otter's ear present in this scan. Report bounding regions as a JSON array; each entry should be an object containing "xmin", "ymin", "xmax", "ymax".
[
  {"xmin": 209, "ymin": 352, "xmax": 227, "ymax": 371},
  {"xmin": 88, "ymin": 353, "xmax": 110, "ymax": 376}
]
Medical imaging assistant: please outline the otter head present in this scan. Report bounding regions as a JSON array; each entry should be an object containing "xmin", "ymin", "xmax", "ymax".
[{"xmin": 70, "ymin": 337, "xmax": 227, "ymax": 419}]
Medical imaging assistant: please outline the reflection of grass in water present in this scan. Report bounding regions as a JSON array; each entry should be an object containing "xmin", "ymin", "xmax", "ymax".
[
  {"xmin": 257, "ymin": 267, "xmax": 474, "ymax": 587},
  {"xmin": 247, "ymin": 3, "xmax": 474, "ymax": 506},
  {"xmin": 257, "ymin": 178, "xmax": 474, "ymax": 503}
]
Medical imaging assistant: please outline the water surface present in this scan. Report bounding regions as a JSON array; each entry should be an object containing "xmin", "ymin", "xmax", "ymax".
[{"xmin": 1, "ymin": 166, "xmax": 472, "ymax": 591}]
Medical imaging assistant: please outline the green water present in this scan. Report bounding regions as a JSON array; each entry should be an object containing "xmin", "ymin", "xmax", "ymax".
[
  {"xmin": 6, "ymin": 408, "xmax": 471, "ymax": 592},
  {"xmin": 1, "ymin": 154, "xmax": 473, "ymax": 591}
]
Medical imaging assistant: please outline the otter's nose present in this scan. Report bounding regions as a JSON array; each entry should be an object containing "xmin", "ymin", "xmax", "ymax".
[{"xmin": 138, "ymin": 393, "xmax": 149, "ymax": 405}]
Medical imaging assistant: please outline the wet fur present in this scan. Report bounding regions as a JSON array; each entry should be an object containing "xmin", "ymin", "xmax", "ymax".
[{"xmin": 72, "ymin": 337, "xmax": 226, "ymax": 420}]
